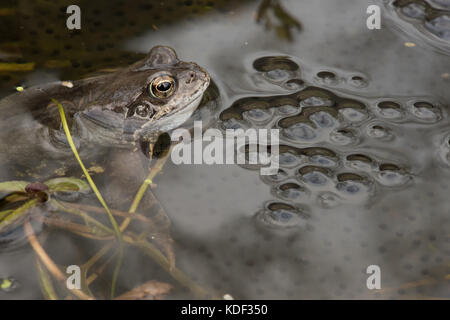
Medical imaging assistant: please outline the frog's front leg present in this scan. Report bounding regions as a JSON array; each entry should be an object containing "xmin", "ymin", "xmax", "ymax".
[
  {"xmin": 103, "ymin": 138, "xmax": 174, "ymax": 265},
  {"xmin": 137, "ymin": 130, "xmax": 172, "ymax": 161}
]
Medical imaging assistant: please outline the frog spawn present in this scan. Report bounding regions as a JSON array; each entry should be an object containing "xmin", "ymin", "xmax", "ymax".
[
  {"xmin": 252, "ymin": 56, "xmax": 301, "ymax": 86},
  {"xmin": 218, "ymin": 55, "xmax": 443, "ymax": 229},
  {"xmin": 384, "ymin": 0, "xmax": 450, "ymax": 52},
  {"xmin": 222, "ymin": 86, "xmax": 442, "ymax": 154},
  {"xmin": 366, "ymin": 123, "xmax": 394, "ymax": 141},
  {"xmin": 241, "ymin": 140, "xmax": 414, "ymax": 228},
  {"xmin": 255, "ymin": 202, "xmax": 309, "ymax": 229},
  {"xmin": 271, "ymin": 148, "xmax": 409, "ymax": 204}
]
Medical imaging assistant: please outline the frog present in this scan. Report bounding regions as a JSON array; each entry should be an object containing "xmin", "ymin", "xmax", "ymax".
[
  {"xmin": 0, "ymin": 46, "xmax": 211, "ymax": 257},
  {"xmin": 0, "ymin": 46, "xmax": 210, "ymax": 182}
]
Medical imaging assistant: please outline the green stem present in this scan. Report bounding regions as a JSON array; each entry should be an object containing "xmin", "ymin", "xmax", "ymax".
[
  {"xmin": 121, "ymin": 150, "xmax": 171, "ymax": 232},
  {"xmin": 52, "ymin": 200, "xmax": 114, "ymax": 236},
  {"xmin": 53, "ymin": 98, "xmax": 123, "ymax": 299}
]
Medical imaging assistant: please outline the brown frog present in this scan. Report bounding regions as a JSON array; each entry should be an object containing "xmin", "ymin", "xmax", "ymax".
[
  {"xmin": 0, "ymin": 46, "xmax": 210, "ymax": 181},
  {"xmin": 0, "ymin": 46, "xmax": 211, "ymax": 255}
]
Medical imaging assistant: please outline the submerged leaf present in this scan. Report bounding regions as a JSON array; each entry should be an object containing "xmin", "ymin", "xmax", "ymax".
[
  {"xmin": 53, "ymin": 98, "xmax": 123, "ymax": 299},
  {"xmin": 0, "ymin": 199, "xmax": 38, "ymax": 232},
  {"xmin": 0, "ymin": 210, "xmax": 13, "ymax": 220},
  {"xmin": 2, "ymin": 193, "xmax": 29, "ymax": 203},
  {"xmin": 0, "ymin": 277, "xmax": 19, "ymax": 292},
  {"xmin": 0, "ymin": 181, "xmax": 29, "ymax": 193},
  {"xmin": 45, "ymin": 177, "xmax": 90, "ymax": 193},
  {"xmin": 0, "ymin": 62, "xmax": 35, "ymax": 72}
]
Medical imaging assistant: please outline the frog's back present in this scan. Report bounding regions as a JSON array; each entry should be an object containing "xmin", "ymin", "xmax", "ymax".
[{"xmin": 0, "ymin": 79, "xmax": 107, "ymax": 181}]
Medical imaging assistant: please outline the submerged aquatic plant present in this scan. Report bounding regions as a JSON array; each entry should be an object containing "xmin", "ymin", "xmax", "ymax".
[
  {"xmin": 256, "ymin": 0, "xmax": 302, "ymax": 41},
  {"xmin": 0, "ymin": 177, "xmax": 89, "ymax": 236},
  {"xmin": 54, "ymin": 98, "xmax": 124, "ymax": 299},
  {"xmin": 0, "ymin": 99, "xmax": 217, "ymax": 300}
]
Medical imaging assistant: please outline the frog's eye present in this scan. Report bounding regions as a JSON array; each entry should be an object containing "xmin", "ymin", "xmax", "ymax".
[{"xmin": 149, "ymin": 75, "xmax": 175, "ymax": 99}]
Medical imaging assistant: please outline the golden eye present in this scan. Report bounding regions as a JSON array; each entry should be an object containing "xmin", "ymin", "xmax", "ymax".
[{"xmin": 149, "ymin": 75, "xmax": 175, "ymax": 99}]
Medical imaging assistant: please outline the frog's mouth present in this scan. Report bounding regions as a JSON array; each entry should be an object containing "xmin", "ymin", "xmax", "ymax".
[
  {"xmin": 77, "ymin": 83, "xmax": 208, "ymax": 146},
  {"xmin": 137, "ymin": 86, "xmax": 206, "ymax": 137}
]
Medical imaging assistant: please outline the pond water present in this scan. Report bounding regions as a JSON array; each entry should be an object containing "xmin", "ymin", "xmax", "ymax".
[{"xmin": 0, "ymin": 0, "xmax": 449, "ymax": 299}]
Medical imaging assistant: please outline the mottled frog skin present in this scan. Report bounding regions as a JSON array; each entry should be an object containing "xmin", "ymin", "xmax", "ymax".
[{"xmin": 0, "ymin": 46, "xmax": 210, "ymax": 180}]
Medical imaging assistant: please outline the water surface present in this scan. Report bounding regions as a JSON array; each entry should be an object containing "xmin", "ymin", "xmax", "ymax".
[{"xmin": 1, "ymin": 0, "xmax": 449, "ymax": 299}]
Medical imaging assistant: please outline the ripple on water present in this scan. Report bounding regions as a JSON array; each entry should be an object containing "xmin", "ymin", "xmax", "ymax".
[{"xmin": 1, "ymin": 215, "xmax": 45, "ymax": 252}]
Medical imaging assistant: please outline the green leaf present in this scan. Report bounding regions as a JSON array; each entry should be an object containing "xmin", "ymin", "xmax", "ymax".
[
  {"xmin": 0, "ymin": 210, "xmax": 13, "ymax": 220},
  {"xmin": 53, "ymin": 98, "xmax": 123, "ymax": 299},
  {"xmin": 3, "ymin": 193, "xmax": 29, "ymax": 203},
  {"xmin": 0, "ymin": 181, "xmax": 29, "ymax": 193},
  {"xmin": 45, "ymin": 177, "xmax": 90, "ymax": 193},
  {"xmin": 0, "ymin": 199, "xmax": 38, "ymax": 232},
  {"xmin": 1, "ymin": 278, "xmax": 13, "ymax": 290}
]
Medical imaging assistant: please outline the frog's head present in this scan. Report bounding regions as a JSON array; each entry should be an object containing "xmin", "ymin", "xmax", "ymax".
[{"xmin": 78, "ymin": 46, "xmax": 210, "ymax": 144}]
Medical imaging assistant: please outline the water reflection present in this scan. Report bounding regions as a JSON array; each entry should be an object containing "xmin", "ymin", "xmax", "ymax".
[{"xmin": 0, "ymin": 0, "xmax": 301, "ymax": 94}]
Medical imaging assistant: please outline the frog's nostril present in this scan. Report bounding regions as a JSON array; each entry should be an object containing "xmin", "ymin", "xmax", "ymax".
[{"xmin": 186, "ymin": 72, "xmax": 197, "ymax": 84}]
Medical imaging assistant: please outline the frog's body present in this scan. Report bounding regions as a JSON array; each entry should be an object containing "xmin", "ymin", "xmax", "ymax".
[{"xmin": 0, "ymin": 46, "xmax": 210, "ymax": 181}]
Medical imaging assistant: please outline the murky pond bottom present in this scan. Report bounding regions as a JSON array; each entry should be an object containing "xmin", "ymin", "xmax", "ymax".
[{"xmin": 1, "ymin": 0, "xmax": 449, "ymax": 299}]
